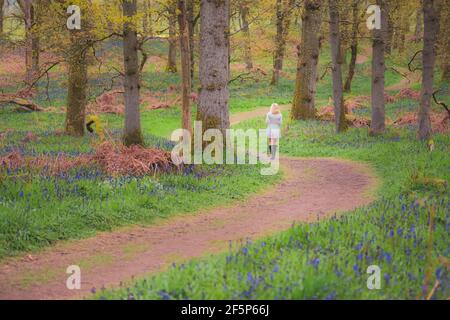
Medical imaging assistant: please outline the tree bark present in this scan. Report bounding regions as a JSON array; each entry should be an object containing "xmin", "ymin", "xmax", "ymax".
[
  {"xmin": 370, "ymin": 0, "xmax": 387, "ymax": 135},
  {"xmin": 414, "ymin": 6, "xmax": 423, "ymax": 42},
  {"xmin": 19, "ymin": 0, "xmax": 34, "ymax": 85},
  {"xmin": 344, "ymin": 0, "xmax": 360, "ymax": 92},
  {"xmin": 240, "ymin": 0, "xmax": 253, "ymax": 70},
  {"xmin": 197, "ymin": 0, "xmax": 230, "ymax": 134},
  {"xmin": 271, "ymin": 0, "xmax": 295, "ymax": 86},
  {"xmin": 438, "ymin": 0, "xmax": 449, "ymax": 82},
  {"xmin": 186, "ymin": 0, "xmax": 195, "ymax": 85},
  {"xmin": 419, "ymin": 0, "xmax": 440, "ymax": 140},
  {"xmin": 177, "ymin": 0, "xmax": 192, "ymax": 133},
  {"xmin": 122, "ymin": 0, "xmax": 143, "ymax": 146},
  {"xmin": 397, "ymin": 2, "xmax": 408, "ymax": 52},
  {"xmin": 328, "ymin": 0, "xmax": 347, "ymax": 132},
  {"xmin": 167, "ymin": 0, "xmax": 178, "ymax": 73},
  {"xmin": 65, "ymin": 33, "xmax": 88, "ymax": 137},
  {"xmin": 0, "ymin": 0, "xmax": 4, "ymax": 36},
  {"xmin": 291, "ymin": 0, "xmax": 322, "ymax": 120}
]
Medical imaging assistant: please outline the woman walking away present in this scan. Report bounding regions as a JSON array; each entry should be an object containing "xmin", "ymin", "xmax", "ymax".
[{"xmin": 266, "ymin": 103, "xmax": 282, "ymax": 160}]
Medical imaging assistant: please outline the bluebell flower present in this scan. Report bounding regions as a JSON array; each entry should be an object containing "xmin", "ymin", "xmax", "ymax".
[
  {"xmin": 384, "ymin": 252, "xmax": 392, "ymax": 264},
  {"xmin": 311, "ymin": 258, "xmax": 320, "ymax": 268}
]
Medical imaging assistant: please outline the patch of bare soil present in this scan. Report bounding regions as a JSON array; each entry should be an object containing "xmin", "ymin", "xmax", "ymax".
[
  {"xmin": 0, "ymin": 157, "xmax": 377, "ymax": 300},
  {"xmin": 230, "ymin": 105, "xmax": 291, "ymax": 125}
]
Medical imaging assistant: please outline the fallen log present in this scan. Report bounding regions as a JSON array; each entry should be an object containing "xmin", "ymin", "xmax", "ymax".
[{"xmin": 0, "ymin": 96, "xmax": 43, "ymax": 112}]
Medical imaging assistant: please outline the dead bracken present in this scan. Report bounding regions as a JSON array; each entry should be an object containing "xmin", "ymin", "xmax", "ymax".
[{"xmin": 0, "ymin": 141, "xmax": 175, "ymax": 177}]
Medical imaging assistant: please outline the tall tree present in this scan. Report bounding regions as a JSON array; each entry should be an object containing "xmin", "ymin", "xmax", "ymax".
[
  {"xmin": 418, "ymin": 0, "xmax": 440, "ymax": 140},
  {"xmin": 18, "ymin": 0, "xmax": 39, "ymax": 85},
  {"xmin": 239, "ymin": 0, "xmax": 252, "ymax": 70},
  {"xmin": 271, "ymin": 0, "xmax": 295, "ymax": 86},
  {"xmin": 177, "ymin": 0, "xmax": 192, "ymax": 133},
  {"xmin": 122, "ymin": 0, "xmax": 144, "ymax": 145},
  {"xmin": 0, "ymin": 0, "xmax": 4, "ymax": 36},
  {"xmin": 167, "ymin": 0, "xmax": 178, "ymax": 73},
  {"xmin": 370, "ymin": 0, "xmax": 387, "ymax": 135},
  {"xmin": 291, "ymin": 0, "xmax": 322, "ymax": 120},
  {"xmin": 186, "ymin": 0, "xmax": 195, "ymax": 85},
  {"xmin": 328, "ymin": 0, "xmax": 347, "ymax": 132},
  {"xmin": 197, "ymin": 0, "xmax": 230, "ymax": 134},
  {"xmin": 65, "ymin": 32, "xmax": 88, "ymax": 136},
  {"xmin": 438, "ymin": 0, "xmax": 449, "ymax": 82},
  {"xmin": 344, "ymin": 0, "xmax": 361, "ymax": 92}
]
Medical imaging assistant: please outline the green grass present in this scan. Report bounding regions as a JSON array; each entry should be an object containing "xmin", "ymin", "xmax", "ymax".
[{"xmin": 0, "ymin": 156, "xmax": 280, "ymax": 259}]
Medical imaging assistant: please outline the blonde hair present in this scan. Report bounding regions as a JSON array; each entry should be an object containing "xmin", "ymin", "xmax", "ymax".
[{"xmin": 270, "ymin": 103, "xmax": 280, "ymax": 114}]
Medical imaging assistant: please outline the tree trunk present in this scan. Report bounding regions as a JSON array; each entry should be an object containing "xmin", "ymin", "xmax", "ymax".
[
  {"xmin": 31, "ymin": 1, "xmax": 40, "ymax": 92},
  {"xmin": 177, "ymin": 0, "xmax": 192, "ymax": 133},
  {"xmin": 0, "ymin": 0, "xmax": 4, "ymax": 36},
  {"xmin": 438, "ymin": 0, "xmax": 449, "ymax": 82},
  {"xmin": 328, "ymin": 0, "xmax": 347, "ymax": 133},
  {"xmin": 122, "ymin": 0, "xmax": 143, "ymax": 146},
  {"xmin": 397, "ymin": 3, "xmax": 408, "ymax": 52},
  {"xmin": 21, "ymin": 0, "xmax": 33, "ymax": 85},
  {"xmin": 65, "ymin": 34, "xmax": 88, "ymax": 137},
  {"xmin": 344, "ymin": 0, "xmax": 359, "ymax": 92},
  {"xmin": 414, "ymin": 7, "xmax": 423, "ymax": 42},
  {"xmin": 370, "ymin": 0, "xmax": 387, "ymax": 135},
  {"xmin": 240, "ymin": 1, "xmax": 252, "ymax": 70},
  {"xmin": 419, "ymin": 0, "xmax": 440, "ymax": 140},
  {"xmin": 291, "ymin": 0, "xmax": 322, "ymax": 120},
  {"xmin": 167, "ymin": 0, "xmax": 178, "ymax": 73},
  {"xmin": 271, "ymin": 0, "xmax": 295, "ymax": 86},
  {"xmin": 197, "ymin": 0, "xmax": 230, "ymax": 134},
  {"xmin": 186, "ymin": 0, "xmax": 195, "ymax": 86}
]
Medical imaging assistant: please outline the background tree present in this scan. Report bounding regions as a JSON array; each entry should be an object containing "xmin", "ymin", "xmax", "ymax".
[
  {"xmin": 166, "ymin": 0, "xmax": 178, "ymax": 73},
  {"xmin": 17, "ymin": 0, "xmax": 39, "ymax": 85},
  {"xmin": 186, "ymin": 0, "xmax": 197, "ymax": 87},
  {"xmin": 239, "ymin": 0, "xmax": 252, "ymax": 70},
  {"xmin": 123, "ymin": 0, "xmax": 144, "ymax": 145},
  {"xmin": 414, "ymin": 6, "xmax": 423, "ymax": 42},
  {"xmin": 65, "ymin": 31, "xmax": 89, "ymax": 136},
  {"xmin": 177, "ymin": 0, "xmax": 192, "ymax": 133},
  {"xmin": 0, "ymin": 0, "xmax": 4, "ymax": 36},
  {"xmin": 437, "ymin": 0, "xmax": 449, "ymax": 82},
  {"xmin": 418, "ymin": 0, "xmax": 441, "ymax": 140},
  {"xmin": 344, "ymin": 0, "xmax": 361, "ymax": 92},
  {"xmin": 328, "ymin": 0, "xmax": 347, "ymax": 132},
  {"xmin": 370, "ymin": 0, "xmax": 387, "ymax": 136},
  {"xmin": 197, "ymin": 0, "xmax": 230, "ymax": 134},
  {"xmin": 291, "ymin": 0, "xmax": 322, "ymax": 120},
  {"xmin": 270, "ymin": 0, "xmax": 295, "ymax": 86}
]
